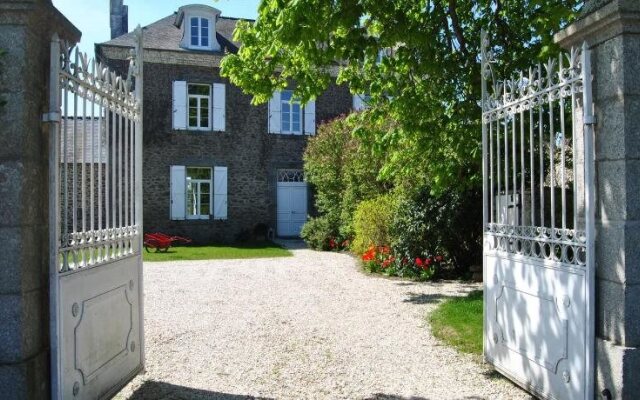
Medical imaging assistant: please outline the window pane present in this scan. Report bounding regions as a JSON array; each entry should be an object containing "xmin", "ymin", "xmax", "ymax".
[
  {"xmin": 200, "ymin": 181, "xmax": 210, "ymax": 194},
  {"xmin": 281, "ymin": 90, "xmax": 292, "ymax": 101},
  {"xmin": 188, "ymin": 84, "xmax": 210, "ymax": 95},
  {"xmin": 200, "ymin": 98, "xmax": 209, "ymax": 128},
  {"xmin": 292, "ymin": 120, "xmax": 300, "ymax": 132},
  {"xmin": 187, "ymin": 182, "xmax": 196, "ymax": 215},
  {"xmin": 282, "ymin": 102, "xmax": 290, "ymax": 113},
  {"xmin": 190, "ymin": 21, "xmax": 198, "ymax": 46},
  {"xmin": 201, "ymin": 18, "xmax": 209, "ymax": 47},
  {"xmin": 189, "ymin": 106, "xmax": 197, "ymax": 127},
  {"xmin": 292, "ymin": 103, "xmax": 300, "ymax": 115},
  {"xmin": 189, "ymin": 97, "xmax": 197, "ymax": 107},
  {"xmin": 187, "ymin": 167, "xmax": 211, "ymax": 180},
  {"xmin": 292, "ymin": 107, "xmax": 300, "ymax": 123},
  {"xmin": 200, "ymin": 202, "xmax": 210, "ymax": 216},
  {"xmin": 282, "ymin": 117, "xmax": 290, "ymax": 132}
]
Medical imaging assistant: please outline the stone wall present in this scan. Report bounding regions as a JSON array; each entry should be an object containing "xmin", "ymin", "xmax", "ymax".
[
  {"xmin": 0, "ymin": 1, "xmax": 80, "ymax": 398},
  {"xmin": 555, "ymin": 0, "xmax": 640, "ymax": 398},
  {"xmin": 96, "ymin": 55, "xmax": 352, "ymax": 243}
]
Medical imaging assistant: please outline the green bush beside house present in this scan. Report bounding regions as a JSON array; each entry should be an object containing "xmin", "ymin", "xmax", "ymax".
[{"xmin": 301, "ymin": 115, "xmax": 482, "ymax": 280}]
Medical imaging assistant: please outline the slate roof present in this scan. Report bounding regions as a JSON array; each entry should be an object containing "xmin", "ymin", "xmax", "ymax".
[{"xmin": 100, "ymin": 13, "xmax": 249, "ymax": 54}]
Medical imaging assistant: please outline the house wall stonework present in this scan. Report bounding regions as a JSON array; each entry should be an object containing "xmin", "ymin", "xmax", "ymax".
[{"xmin": 98, "ymin": 55, "xmax": 352, "ymax": 243}]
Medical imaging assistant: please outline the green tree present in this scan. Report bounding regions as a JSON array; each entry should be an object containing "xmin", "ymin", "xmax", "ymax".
[{"xmin": 221, "ymin": 0, "xmax": 581, "ymax": 192}]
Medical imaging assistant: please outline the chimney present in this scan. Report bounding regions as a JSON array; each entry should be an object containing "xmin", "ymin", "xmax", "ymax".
[{"xmin": 110, "ymin": 0, "xmax": 129, "ymax": 39}]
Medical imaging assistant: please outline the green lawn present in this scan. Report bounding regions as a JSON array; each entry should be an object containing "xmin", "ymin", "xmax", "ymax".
[
  {"xmin": 429, "ymin": 290, "xmax": 483, "ymax": 355},
  {"xmin": 143, "ymin": 242, "xmax": 293, "ymax": 262}
]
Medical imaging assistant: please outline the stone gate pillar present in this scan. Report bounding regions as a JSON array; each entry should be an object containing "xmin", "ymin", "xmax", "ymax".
[
  {"xmin": 555, "ymin": 0, "xmax": 640, "ymax": 398},
  {"xmin": 0, "ymin": 1, "xmax": 79, "ymax": 398}
]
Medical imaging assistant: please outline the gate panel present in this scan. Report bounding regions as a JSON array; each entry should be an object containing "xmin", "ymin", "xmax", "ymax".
[
  {"xmin": 481, "ymin": 31, "xmax": 594, "ymax": 400},
  {"xmin": 48, "ymin": 28, "xmax": 145, "ymax": 400}
]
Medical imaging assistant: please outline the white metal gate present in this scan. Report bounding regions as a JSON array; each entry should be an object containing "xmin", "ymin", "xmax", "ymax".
[
  {"xmin": 47, "ymin": 28, "xmax": 144, "ymax": 400},
  {"xmin": 481, "ymin": 31, "xmax": 595, "ymax": 400}
]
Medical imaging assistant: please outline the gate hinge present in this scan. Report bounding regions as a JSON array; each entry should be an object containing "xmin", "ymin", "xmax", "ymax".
[
  {"xmin": 42, "ymin": 111, "xmax": 61, "ymax": 123},
  {"xmin": 584, "ymin": 115, "xmax": 597, "ymax": 125}
]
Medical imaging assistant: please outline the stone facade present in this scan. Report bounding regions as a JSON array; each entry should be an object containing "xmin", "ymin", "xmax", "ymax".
[
  {"xmin": 0, "ymin": 0, "xmax": 80, "ymax": 398},
  {"xmin": 96, "ymin": 51, "xmax": 352, "ymax": 243},
  {"xmin": 556, "ymin": 0, "xmax": 640, "ymax": 398}
]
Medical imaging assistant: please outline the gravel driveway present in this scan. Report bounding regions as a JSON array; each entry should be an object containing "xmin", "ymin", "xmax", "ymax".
[{"xmin": 115, "ymin": 242, "xmax": 529, "ymax": 400}]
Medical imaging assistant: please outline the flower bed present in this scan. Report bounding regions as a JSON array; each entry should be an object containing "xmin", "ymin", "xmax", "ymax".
[{"xmin": 361, "ymin": 245, "xmax": 444, "ymax": 281}]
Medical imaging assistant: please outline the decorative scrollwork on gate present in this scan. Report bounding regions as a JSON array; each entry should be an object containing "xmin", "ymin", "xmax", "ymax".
[
  {"xmin": 486, "ymin": 223, "xmax": 587, "ymax": 266},
  {"xmin": 481, "ymin": 30, "xmax": 588, "ymax": 267},
  {"xmin": 54, "ymin": 27, "xmax": 143, "ymax": 273},
  {"xmin": 481, "ymin": 32, "xmax": 584, "ymax": 124}
]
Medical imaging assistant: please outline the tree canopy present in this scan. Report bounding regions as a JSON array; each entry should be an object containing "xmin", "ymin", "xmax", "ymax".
[{"xmin": 221, "ymin": 0, "xmax": 582, "ymax": 192}]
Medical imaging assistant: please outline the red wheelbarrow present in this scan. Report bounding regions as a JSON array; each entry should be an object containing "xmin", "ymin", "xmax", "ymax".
[{"xmin": 143, "ymin": 232, "xmax": 192, "ymax": 252}]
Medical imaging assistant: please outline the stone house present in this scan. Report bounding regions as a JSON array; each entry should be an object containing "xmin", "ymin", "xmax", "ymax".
[{"xmin": 96, "ymin": 3, "xmax": 355, "ymax": 243}]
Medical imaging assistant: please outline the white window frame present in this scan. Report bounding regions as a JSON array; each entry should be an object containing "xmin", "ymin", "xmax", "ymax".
[
  {"xmin": 187, "ymin": 83, "xmax": 211, "ymax": 130},
  {"xmin": 280, "ymin": 90, "xmax": 302, "ymax": 135},
  {"xmin": 189, "ymin": 16, "xmax": 212, "ymax": 50},
  {"xmin": 186, "ymin": 167, "xmax": 212, "ymax": 220}
]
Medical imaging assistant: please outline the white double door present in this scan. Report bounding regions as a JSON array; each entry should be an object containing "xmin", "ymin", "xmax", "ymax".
[{"xmin": 277, "ymin": 181, "xmax": 308, "ymax": 237}]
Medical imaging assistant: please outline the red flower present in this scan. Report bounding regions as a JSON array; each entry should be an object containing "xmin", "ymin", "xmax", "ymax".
[
  {"xmin": 362, "ymin": 247, "xmax": 376, "ymax": 261},
  {"xmin": 425, "ymin": 258, "xmax": 432, "ymax": 266},
  {"xmin": 415, "ymin": 258, "xmax": 423, "ymax": 267},
  {"xmin": 435, "ymin": 255, "xmax": 443, "ymax": 262},
  {"xmin": 381, "ymin": 256, "xmax": 395, "ymax": 268},
  {"xmin": 329, "ymin": 239, "xmax": 336, "ymax": 248}
]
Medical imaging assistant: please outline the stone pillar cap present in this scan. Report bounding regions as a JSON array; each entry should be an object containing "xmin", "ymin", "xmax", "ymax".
[{"xmin": 554, "ymin": 0, "xmax": 640, "ymax": 49}]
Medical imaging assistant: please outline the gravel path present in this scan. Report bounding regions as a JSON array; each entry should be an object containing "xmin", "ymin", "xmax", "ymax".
[{"xmin": 114, "ymin": 243, "xmax": 530, "ymax": 400}]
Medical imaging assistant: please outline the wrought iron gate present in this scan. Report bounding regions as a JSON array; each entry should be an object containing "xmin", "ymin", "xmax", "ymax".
[
  {"xmin": 47, "ymin": 28, "xmax": 144, "ymax": 400},
  {"xmin": 481, "ymin": 31, "xmax": 595, "ymax": 400}
]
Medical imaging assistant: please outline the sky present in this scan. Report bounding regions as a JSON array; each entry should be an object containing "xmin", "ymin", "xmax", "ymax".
[{"xmin": 52, "ymin": 0, "xmax": 261, "ymax": 51}]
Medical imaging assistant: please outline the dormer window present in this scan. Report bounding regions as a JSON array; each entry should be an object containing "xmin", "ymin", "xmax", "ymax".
[
  {"xmin": 177, "ymin": 5, "xmax": 222, "ymax": 52},
  {"xmin": 190, "ymin": 17, "xmax": 210, "ymax": 48}
]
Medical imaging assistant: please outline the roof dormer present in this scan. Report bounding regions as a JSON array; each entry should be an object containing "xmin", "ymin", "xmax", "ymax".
[{"xmin": 175, "ymin": 4, "xmax": 222, "ymax": 52}]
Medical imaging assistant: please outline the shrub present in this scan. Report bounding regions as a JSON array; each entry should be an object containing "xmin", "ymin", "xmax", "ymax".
[
  {"xmin": 352, "ymin": 194, "xmax": 396, "ymax": 254},
  {"xmin": 301, "ymin": 215, "xmax": 351, "ymax": 251},
  {"xmin": 300, "ymin": 215, "xmax": 338, "ymax": 250},
  {"xmin": 302, "ymin": 115, "xmax": 391, "ymax": 247},
  {"xmin": 391, "ymin": 187, "xmax": 482, "ymax": 276}
]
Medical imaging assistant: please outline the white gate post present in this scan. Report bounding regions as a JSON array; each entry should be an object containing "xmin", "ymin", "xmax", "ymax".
[
  {"xmin": 133, "ymin": 24, "xmax": 145, "ymax": 366},
  {"xmin": 556, "ymin": 1, "xmax": 640, "ymax": 398},
  {"xmin": 47, "ymin": 33, "xmax": 63, "ymax": 400}
]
